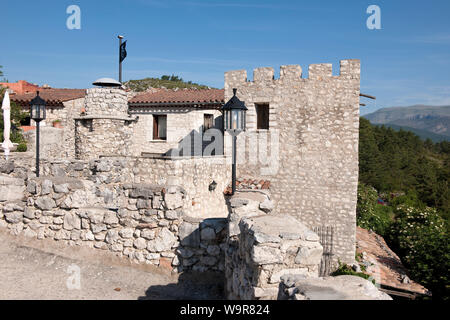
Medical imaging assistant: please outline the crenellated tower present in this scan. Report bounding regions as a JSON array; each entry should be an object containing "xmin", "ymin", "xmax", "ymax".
[{"xmin": 224, "ymin": 60, "xmax": 361, "ymax": 265}]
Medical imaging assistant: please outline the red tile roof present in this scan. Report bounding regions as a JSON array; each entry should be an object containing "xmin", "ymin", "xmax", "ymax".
[
  {"xmin": 0, "ymin": 80, "xmax": 40, "ymax": 94},
  {"xmin": 129, "ymin": 88, "xmax": 224, "ymax": 106},
  {"xmin": 11, "ymin": 88, "xmax": 86, "ymax": 107},
  {"xmin": 356, "ymin": 227, "xmax": 430, "ymax": 297},
  {"xmin": 224, "ymin": 178, "xmax": 271, "ymax": 195}
]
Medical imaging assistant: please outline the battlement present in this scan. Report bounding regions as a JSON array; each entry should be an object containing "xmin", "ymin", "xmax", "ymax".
[{"xmin": 224, "ymin": 59, "xmax": 360, "ymax": 85}]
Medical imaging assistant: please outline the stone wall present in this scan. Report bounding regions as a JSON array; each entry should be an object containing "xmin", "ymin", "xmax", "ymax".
[
  {"xmin": 225, "ymin": 191, "xmax": 322, "ymax": 300},
  {"xmin": 224, "ymin": 60, "xmax": 360, "ymax": 264},
  {"xmin": 25, "ymin": 97, "xmax": 85, "ymax": 160},
  {"xmin": 0, "ymin": 156, "xmax": 229, "ymax": 272},
  {"xmin": 129, "ymin": 108, "xmax": 223, "ymax": 157},
  {"xmin": 128, "ymin": 156, "xmax": 231, "ymax": 219}
]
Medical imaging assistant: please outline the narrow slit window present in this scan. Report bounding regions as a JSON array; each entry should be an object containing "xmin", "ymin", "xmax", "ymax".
[{"xmin": 255, "ymin": 103, "xmax": 269, "ymax": 130}]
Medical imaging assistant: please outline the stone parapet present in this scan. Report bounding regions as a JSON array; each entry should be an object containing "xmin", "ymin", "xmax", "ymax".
[{"xmin": 225, "ymin": 191, "xmax": 322, "ymax": 300}]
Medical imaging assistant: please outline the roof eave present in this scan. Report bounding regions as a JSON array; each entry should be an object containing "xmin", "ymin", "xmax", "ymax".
[{"xmin": 128, "ymin": 101, "xmax": 224, "ymax": 108}]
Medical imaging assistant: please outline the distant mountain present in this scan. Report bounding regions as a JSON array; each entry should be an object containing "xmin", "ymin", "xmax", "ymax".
[
  {"xmin": 363, "ymin": 105, "xmax": 450, "ymax": 142},
  {"xmin": 124, "ymin": 75, "xmax": 213, "ymax": 92}
]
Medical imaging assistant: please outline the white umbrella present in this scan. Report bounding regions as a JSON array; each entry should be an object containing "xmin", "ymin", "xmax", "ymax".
[{"xmin": 2, "ymin": 91, "xmax": 14, "ymax": 159}]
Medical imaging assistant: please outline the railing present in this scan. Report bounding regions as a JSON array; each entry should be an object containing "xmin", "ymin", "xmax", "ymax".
[{"xmin": 314, "ymin": 225, "xmax": 335, "ymax": 277}]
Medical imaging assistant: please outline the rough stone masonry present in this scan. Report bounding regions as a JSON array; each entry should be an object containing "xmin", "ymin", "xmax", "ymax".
[{"xmin": 224, "ymin": 60, "xmax": 360, "ymax": 264}]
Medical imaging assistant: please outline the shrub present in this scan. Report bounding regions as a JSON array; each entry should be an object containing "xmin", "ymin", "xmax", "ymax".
[
  {"xmin": 331, "ymin": 262, "xmax": 375, "ymax": 284},
  {"xmin": 17, "ymin": 143, "xmax": 27, "ymax": 152},
  {"xmin": 388, "ymin": 204, "xmax": 449, "ymax": 300},
  {"xmin": 357, "ymin": 183, "xmax": 393, "ymax": 236}
]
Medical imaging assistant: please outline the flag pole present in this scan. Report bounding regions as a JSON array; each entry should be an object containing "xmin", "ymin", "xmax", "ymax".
[{"xmin": 118, "ymin": 35, "xmax": 123, "ymax": 83}]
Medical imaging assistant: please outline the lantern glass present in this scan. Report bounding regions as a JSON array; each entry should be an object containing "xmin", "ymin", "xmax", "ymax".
[
  {"xmin": 232, "ymin": 109, "xmax": 239, "ymax": 130},
  {"xmin": 224, "ymin": 109, "xmax": 229, "ymax": 130},
  {"xmin": 30, "ymin": 92, "xmax": 47, "ymax": 122},
  {"xmin": 31, "ymin": 104, "xmax": 46, "ymax": 121},
  {"xmin": 222, "ymin": 88, "xmax": 247, "ymax": 132}
]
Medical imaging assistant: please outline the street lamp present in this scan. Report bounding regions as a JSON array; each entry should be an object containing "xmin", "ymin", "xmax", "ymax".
[
  {"xmin": 30, "ymin": 91, "xmax": 46, "ymax": 177},
  {"xmin": 222, "ymin": 88, "xmax": 247, "ymax": 195}
]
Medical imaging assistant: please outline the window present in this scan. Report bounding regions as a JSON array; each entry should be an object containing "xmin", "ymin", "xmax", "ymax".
[
  {"xmin": 255, "ymin": 104, "xmax": 269, "ymax": 130},
  {"xmin": 153, "ymin": 115, "xmax": 167, "ymax": 140},
  {"xmin": 203, "ymin": 114, "xmax": 214, "ymax": 132}
]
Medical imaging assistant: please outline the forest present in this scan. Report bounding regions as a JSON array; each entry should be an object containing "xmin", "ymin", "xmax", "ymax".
[{"xmin": 358, "ymin": 117, "xmax": 449, "ymax": 300}]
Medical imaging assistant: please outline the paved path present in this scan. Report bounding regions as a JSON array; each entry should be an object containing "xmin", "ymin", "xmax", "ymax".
[{"xmin": 0, "ymin": 229, "xmax": 223, "ymax": 300}]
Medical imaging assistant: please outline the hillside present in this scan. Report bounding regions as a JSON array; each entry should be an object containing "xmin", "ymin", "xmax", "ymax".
[
  {"xmin": 358, "ymin": 117, "xmax": 450, "ymax": 299},
  {"xmin": 363, "ymin": 105, "xmax": 450, "ymax": 142},
  {"xmin": 124, "ymin": 75, "xmax": 214, "ymax": 92},
  {"xmin": 359, "ymin": 117, "xmax": 449, "ymax": 215},
  {"xmin": 377, "ymin": 124, "xmax": 449, "ymax": 143}
]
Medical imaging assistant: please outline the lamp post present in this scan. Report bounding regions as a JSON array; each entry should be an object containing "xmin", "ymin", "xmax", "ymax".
[
  {"xmin": 30, "ymin": 91, "xmax": 46, "ymax": 177},
  {"xmin": 222, "ymin": 88, "xmax": 247, "ymax": 195}
]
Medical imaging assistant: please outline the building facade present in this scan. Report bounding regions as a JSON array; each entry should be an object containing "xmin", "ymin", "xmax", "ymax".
[{"xmin": 128, "ymin": 89, "xmax": 224, "ymax": 157}]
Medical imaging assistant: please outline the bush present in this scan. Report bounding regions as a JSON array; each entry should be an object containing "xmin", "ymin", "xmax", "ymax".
[
  {"xmin": 331, "ymin": 262, "xmax": 375, "ymax": 284},
  {"xmin": 357, "ymin": 183, "xmax": 393, "ymax": 236},
  {"xmin": 17, "ymin": 143, "xmax": 27, "ymax": 152},
  {"xmin": 388, "ymin": 204, "xmax": 450, "ymax": 300}
]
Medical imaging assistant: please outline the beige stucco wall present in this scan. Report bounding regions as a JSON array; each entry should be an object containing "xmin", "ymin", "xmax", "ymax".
[{"xmin": 129, "ymin": 108, "xmax": 223, "ymax": 156}]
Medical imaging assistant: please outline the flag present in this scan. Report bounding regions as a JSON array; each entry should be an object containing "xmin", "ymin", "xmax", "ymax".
[{"xmin": 120, "ymin": 40, "xmax": 127, "ymax": 63}]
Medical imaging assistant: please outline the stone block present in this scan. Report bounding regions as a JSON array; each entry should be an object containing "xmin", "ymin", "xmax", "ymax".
[
  {"xmin": 179, "ymin": 222, "xmax": 200, "ymax": 247},
  {"xmin": 63, "ymin": 212, "xmax": 81, "ymax": 230},
  {"xmin": 200, "ymin": 227, "xmax": 216, "ymax": 241},
  {"xmin": 105, "ymin": 229, "xmax": 119, "ymax": 244},
  {"xmin": 4, "ymin": 211, "xmax": 23, "ymax": 224},
  {"xmin": 147, "ymin": 228, "xmax": 177, "ymax": 253},
  {"xmin": 41, "ymin": 179, "xmax": 53, "ymax": 195},
  {"xmin": 252, "ymin": 245, "xmax": 282, "ymax": 265},
  {"xmin": 35, "ymin": 197, "xmax": 56, "ymax": 210},
  {"xmin": 0, "ymin": 175, "xmax": 25, "ymax": 202},
  {"xmin": 134, "ymin": 237, "xmax": 147, "ymax": 250},
  {"xmin": 269, "ymin": 268, "xmax": 309, "ymax": 284},
  {"xmin": 103, "ymin": 211, "xmax": 119, "ymax": 225},
  {"xmin": 295, "ymin": 244, "xmax": 323, "ymax": 266},
  {"xmin": 164, "ymin": 192, "xmax": 183, "ymax": 210},
  {"xmin": 54, "ymin": 183, "xmax": 69, "ymax": 194}
]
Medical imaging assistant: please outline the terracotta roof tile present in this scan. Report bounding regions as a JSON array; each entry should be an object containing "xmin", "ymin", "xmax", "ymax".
[
  {"xmin": 356, "ymin": 227, "xmax": 430, "ymax": 296},
  {"xmin": 11, "ymin": 88, "xmax": 86, "ymax": 107},
  {"xmin": 224, "ymin": 178, "xmax": 271, "ymax": 195},
  {"xmin": 129, "ymin": 88, "xmax": 224, "ymax": 106}
]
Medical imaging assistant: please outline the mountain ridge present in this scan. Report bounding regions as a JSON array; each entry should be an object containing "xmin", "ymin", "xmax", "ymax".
[{"xmin": 363, "ymin": 105, "xmax": 450, "ymax": 141}]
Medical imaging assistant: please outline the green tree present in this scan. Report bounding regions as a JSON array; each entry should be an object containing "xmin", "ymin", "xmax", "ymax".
[{"xmin": 359, "ymin": 117, "xmax": 449, "ymax": 216}]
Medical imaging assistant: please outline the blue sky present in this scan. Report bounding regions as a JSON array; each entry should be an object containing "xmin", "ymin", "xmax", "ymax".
[{"xmin": 1, "ymin": 0, "xmax": 450, "ymax": 114}]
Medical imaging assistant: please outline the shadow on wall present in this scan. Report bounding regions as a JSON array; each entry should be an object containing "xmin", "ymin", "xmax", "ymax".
[
  {"xmin": 137, "ymin": 271, "xmax": 225, "ymax": 300},
  {"xmin": 138, "ymin": 216, "xmax": 229, "ymax": 300},
  {"xmin": 165, "ymin": 116, "xmax": 224, "ymax": 157}
]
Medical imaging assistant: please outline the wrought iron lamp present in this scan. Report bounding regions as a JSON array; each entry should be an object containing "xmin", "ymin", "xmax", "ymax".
[
  {"xmin": 222, "ymin": 88, "xmax": 247, "ymax": 195},
  {"xmin": 30, "ymin": 91, "xmax": 46, "ymax": 177}
]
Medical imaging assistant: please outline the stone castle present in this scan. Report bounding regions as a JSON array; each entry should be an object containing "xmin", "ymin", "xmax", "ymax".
[{"xmin": 0, "ymin": 59, "xmax": 372, "ymax": 300}]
